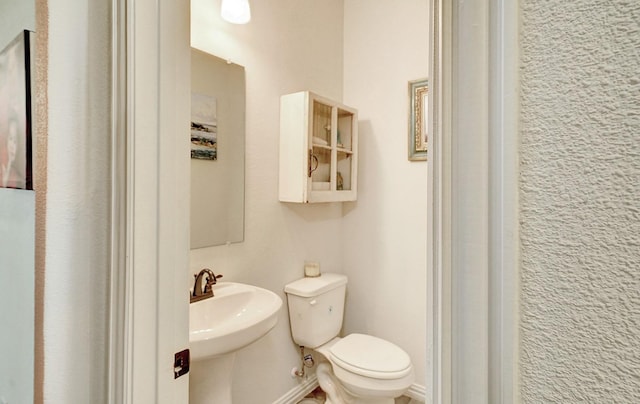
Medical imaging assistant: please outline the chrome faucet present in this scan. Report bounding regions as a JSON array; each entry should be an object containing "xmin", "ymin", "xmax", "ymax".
[{"xmin": 191, "ymin": 268, "xmax": 223, "ymax": 303}]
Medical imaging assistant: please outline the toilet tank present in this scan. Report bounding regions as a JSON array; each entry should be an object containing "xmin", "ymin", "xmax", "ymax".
[{"xmin": 284, "ymin": 273, "xmax": 348, "ymax": 348}]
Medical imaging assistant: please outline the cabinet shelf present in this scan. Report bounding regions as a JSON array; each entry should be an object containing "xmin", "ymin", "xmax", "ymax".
[{"xmin": 279, "ymin": 91, "xmax": 358, "ymax": 203}]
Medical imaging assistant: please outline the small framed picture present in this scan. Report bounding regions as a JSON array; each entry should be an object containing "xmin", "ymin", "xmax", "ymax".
[
  {"xmin": 0, "ymin": 30, "xmax": 33, "ymax": 189},
  {"xmin": 408, "ymin": 78, "xmax": 428, "ymax": 161}
]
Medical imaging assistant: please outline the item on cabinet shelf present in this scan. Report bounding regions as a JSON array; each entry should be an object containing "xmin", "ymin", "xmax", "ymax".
[
  {"xmin": 279, "ymin": 91, "xmax": 358, "ymax": 203},
  {"xmin": 312, "ymin": 136, "xmax": 328, "ymax": 146},
  {"xmin": 304, "ymin": 261, "xmax": 321, "ymax": 277}
]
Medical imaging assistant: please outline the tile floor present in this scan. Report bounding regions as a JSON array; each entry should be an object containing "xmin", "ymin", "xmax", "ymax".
[{"xmin": 297, "ymin": 387, "xmax": 423, "ymax": 404}]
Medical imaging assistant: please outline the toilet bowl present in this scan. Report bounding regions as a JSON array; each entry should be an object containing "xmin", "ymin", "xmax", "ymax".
[
  {"xmin": 315, "ymin": 335, "xmax": 414, "ymax": 403},
  {"xmin": 284, "ymin": 273, "xmax": 414, "ymax": 403}
]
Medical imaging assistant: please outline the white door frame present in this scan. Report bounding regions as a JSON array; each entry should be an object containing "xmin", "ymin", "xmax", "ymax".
[
  {"xmin": 429, "ymin": 0, "xmax": 519, "ymax": 403},
  {"xmin": 106, "ymin": 0, "xmax": 520, "ymax": 402},
  {"xmin": 108, "ymin": 0, "xmax": 191, "ymax": 403},
  {"xmin": 487, "ymin": 1, "xmax": 520, "ymax": 402},
  {"xmin": 427, "ymin": 0, "xmax": 452, "ymax": 402}
]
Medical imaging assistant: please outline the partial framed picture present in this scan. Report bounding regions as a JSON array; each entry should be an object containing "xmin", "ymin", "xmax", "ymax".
[
  {"xmin": 0, "ymin": 30, "xmax": 33, "ymax": 189},
  {"xmin": 191, "ymin": 92, "xmax": 218, "ymax": 160},
  {"xmin": 408, "ymin": 78, "xmax": 428, "ymax": 161}
]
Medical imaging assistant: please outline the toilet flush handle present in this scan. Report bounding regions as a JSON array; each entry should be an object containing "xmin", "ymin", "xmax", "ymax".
[{"xmin": 309, "ymin": 299, "xmax": 317, "ymax": 306}]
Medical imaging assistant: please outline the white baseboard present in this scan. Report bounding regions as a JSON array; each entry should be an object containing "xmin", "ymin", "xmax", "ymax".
[
  {"xmin": 405, "ymin": 383, "xmax": 427, "ymax": 402},
  {"xmin": 273, "ymin": 378, "xmax": 425, "ymax": 404},
  {"xmin": 272, "ymin": 375, "xmax": 319, "ymax": 404}
]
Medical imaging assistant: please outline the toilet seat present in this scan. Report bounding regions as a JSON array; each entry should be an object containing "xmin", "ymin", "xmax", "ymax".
[{"xmin": 329, "ymin": 334, "xmax": 412, "ymax": 380}]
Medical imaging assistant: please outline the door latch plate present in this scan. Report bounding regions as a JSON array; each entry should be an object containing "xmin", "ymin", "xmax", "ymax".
[{"xmin": 174, "ymin": 349, "xmax": 190, "ymax": 379}]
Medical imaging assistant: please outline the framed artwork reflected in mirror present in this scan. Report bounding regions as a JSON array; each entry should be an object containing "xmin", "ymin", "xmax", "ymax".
[{"xmin": 409, "ymin": 78, "xmax": 428, "ymax": 161}]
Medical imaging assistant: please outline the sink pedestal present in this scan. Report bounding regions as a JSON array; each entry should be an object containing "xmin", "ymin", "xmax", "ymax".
[{"xmin": 189, "ymin": 353, "xmax": 236, "ymax": 404}]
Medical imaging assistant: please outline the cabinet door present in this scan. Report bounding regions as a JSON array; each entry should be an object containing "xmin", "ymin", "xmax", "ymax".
[
  {"xmin": 309, "ymin": 99, "xmax": 333, "ymax": 193},
  {"xmin": 335, "ymin": 107, "xmax": 357, "ymax": 196},
  {"xmin": 307, "ymin": 96, "xmax": 358, "ymax": 203}
]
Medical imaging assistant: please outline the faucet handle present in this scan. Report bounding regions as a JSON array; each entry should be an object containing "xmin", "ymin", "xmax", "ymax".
[{"xmin": 203, "ymin": 272, "xmax": 223, "ymax": 293}]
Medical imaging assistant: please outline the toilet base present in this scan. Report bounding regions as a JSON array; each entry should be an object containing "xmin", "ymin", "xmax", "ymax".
[{"xmin": 316, "ymin": 362, "xmax": 394, "ymax": 404}]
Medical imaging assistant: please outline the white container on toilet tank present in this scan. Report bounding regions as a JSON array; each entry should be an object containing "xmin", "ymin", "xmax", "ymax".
[{"xmin": 284, "ymin": 273, "xmax": 347, "ymax": 348}]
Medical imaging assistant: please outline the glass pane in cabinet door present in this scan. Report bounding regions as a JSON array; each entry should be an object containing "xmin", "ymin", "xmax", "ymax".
[
  {"xmin": 336, "ymin": 151, "xmax": 353, "ymax": 191},
  {"xmin": 337, "ymin": 108, "xmax": 353, "ymax": 151},
  {"xmin": 312, "ymin": 101, "xmax": 332, "ymax": 147},
  {"xmin": 311, "ymin": 146, "xmax": 332, "ymax": 191}
]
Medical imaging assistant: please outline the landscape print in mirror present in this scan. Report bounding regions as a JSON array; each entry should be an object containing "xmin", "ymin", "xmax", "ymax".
[
  {"xmin": 0, "ymin": 30, "xmax": 32, "ymax": 189},
  {"xmin": 191, "ymin": 93, "xmax": 218, "ymax": 160}
]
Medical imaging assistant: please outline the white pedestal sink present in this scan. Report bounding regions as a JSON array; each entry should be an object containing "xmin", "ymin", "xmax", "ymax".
[{"xmin": 189, "ymin": 282, "xmax": 282, "ymax": 404}]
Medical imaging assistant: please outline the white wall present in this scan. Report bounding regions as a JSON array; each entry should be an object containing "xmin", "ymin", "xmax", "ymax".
[
  {"xmin": 519, "ymin": 1, "xmax": 640, "ymax": 402},
  {"xmin": 44, "ymin": 0, "xmax": 111, "ymax": 401},
  {"xmin": 0, "ymin": 189, "xmax": 35, "ymax": 404},
  {"xmin": 191, "ymin": 1, "xmax": 346, "ymax": 402},
  {"xmin": 0, "ymin": 1, "xmax": 35, "ymax": 44},
  {"xmin": 342, "ymin": 0, "xmax": 429, "ymax": 391},
  {"xmin": 0, "ymin": 3, "xmax": 36, "ymax": 403}
]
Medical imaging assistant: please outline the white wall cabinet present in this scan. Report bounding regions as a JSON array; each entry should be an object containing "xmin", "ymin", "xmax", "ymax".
[{"xmin": 279, "ymin": 91, "xmax": 358, "ymax": 203}]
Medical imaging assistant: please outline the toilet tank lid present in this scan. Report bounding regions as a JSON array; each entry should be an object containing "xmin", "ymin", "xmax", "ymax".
[{"xmin": 284, "ymin": 273, "xmax": 347, "ymax": 297}]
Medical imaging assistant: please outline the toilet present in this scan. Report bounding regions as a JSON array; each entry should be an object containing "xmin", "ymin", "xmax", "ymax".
[{"xmin": 285, "ymin": 273, "xmax": 414, "ymax": 404}]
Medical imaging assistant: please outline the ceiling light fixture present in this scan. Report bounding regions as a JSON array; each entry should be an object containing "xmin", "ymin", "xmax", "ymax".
[{"xmin": 221, "ymin": 0, "xmax": 251, "ymax": 24}]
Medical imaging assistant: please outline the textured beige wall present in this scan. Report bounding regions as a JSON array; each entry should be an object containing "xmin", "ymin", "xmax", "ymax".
[{"xmin": 520, "ymin": 1, "xmax": 640, "ymax": 401}]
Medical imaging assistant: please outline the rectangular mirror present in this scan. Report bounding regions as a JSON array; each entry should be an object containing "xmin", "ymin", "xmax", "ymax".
[{"xmin": 190, "ymin": 48, "xmax": 245, "ymax": 249}]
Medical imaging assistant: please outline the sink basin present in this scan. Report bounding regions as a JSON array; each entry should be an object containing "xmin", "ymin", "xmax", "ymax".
[{"xmin": 189, "ymin": 282, "xmax": 282, "ymax": 360}]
